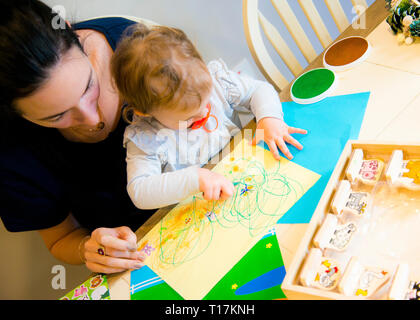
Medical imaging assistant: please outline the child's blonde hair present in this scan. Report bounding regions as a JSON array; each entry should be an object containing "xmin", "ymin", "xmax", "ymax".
[{"xmin": 111, "ymin": 24, "xmax": 213, "ymax": 120}]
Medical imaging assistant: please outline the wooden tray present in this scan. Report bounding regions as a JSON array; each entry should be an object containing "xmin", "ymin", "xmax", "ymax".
[{"xmin": 281, "ymin": 140, "xmax": 420, "ymax": 300}]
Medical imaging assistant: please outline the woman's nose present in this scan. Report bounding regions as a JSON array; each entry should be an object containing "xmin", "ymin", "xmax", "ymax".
[{"xmin": 74, "ymin": 101, "xmax": 101, "ymax": 126}]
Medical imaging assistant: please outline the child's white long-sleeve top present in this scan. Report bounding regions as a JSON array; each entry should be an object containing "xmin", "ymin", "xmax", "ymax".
[{"xmin": 123, "ymin": 59, "xmax": 284, "ymax": 209}]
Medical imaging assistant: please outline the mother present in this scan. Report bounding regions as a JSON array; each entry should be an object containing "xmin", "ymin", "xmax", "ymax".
[{"xmin": 0, "ymin": 0, "xmax": 155, "ymax": 273}]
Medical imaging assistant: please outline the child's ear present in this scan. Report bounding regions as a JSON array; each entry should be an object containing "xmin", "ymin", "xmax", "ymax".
[{"xmin": 133, "ymin": 110, "xmax": 150, "ymax": 117}]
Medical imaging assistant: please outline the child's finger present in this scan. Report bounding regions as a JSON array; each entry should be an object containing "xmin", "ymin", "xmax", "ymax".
[
  {"xmin": 288, "ymin": 126, "xmax": 307, "ymax": 135},
  {"xmin": 266, "ymin": 140, "xmax": 281, "ymax": 160},
  {"xmin": 276, "ymin": 138, "xmax": 293, "ymax": 160},
  {"xmin": 219, "ymin": 192, "xmax": 230, "ymax": 200},
  {"xmin": 209, "ymin": 185, "xmax": 217, "ymax": 200},
  {"xmin": 220, "ymin": 183, "xmax": 234, "ymax": 200},
  {"xmin": 224, "ymin": 178, "xmax": 234, "ymax": 193},
  {"xmin": 212, "ymin": 185, "xmax": 222, "ymax": 200},
  {"xmin": 203, "ymin": 188, "xmax": 213, "ymax": 201},
  {"xmin": 229, "ymin": 182, "xmax": 235, "ymax": 195},
  {"xmin": 285, "ymin": 134, "xmax": 303, "ymax": 150}
]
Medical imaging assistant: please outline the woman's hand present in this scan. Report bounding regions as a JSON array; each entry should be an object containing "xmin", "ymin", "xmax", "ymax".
[
  {"xmin": 251, "ymin": 117, "xmax": 307, "ymax": 160},
  {"xmin": 198, "ymin": 168, "xmax": 235, "ymax": 201},
  {"xmin": 82, "ymin": 226, "xmax": 146, "ymax": 274}
]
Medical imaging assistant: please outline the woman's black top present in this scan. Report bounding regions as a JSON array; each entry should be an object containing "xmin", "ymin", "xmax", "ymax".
[{"xmin": 0, "ymin": 17, "xmax": 155, "ymax": 232}]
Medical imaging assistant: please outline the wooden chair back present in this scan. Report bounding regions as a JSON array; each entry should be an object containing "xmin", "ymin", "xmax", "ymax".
[{"xmin": 243, "ymin": 0, "xmax": 370, "ymax": 91}]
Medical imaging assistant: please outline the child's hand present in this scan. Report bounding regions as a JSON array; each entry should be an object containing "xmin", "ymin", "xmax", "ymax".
[
  {"xmin": 251, "ymin": 117, "xmax": 307, "ymax": 160},
  {"xmin": 198, "ymin": 168, "xmax": 235, "ymax": 201}
]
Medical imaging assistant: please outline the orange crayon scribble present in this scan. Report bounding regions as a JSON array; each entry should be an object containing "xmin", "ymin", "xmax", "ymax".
[
  {"xmin": 137, "ymin": 242, "xmax": 147, "ymax": 252},
  {"xmin": 174, "ymin": 211, "xmax": 191, "ymax": 224}
]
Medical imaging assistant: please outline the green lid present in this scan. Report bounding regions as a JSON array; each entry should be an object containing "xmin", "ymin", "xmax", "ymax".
[{"xmin": 291, "ymin": 68, "xmax": 336, "ymax": 103}]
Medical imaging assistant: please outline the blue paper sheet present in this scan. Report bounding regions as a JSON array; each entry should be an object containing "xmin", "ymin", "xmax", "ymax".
[
  {"xmin": 259, "ymin": 92, "xmax": 370, "ymax": 224},
  {"xmin": 130, "ymin": 266, "xmax": 164, "ymax": 296}
]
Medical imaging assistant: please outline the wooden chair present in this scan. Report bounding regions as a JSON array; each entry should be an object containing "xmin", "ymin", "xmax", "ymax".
[{"xmin": 243, "ymin": 0, "xmax": 370, "ymax": 92}]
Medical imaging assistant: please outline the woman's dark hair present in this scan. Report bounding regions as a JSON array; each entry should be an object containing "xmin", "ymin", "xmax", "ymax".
[{"xmin": 0, "ymin": 0, "xmax": 82, "ymax": 121}]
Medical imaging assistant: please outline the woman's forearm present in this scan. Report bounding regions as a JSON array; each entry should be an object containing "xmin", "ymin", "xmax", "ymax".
[
  {"xmin": 49, "ymin": 227, "xmax": 90, "ymax": 265},
  {"xmin": 38, "ymin": 214, "xmax": 90, "ymax": 265},
  {"xmin": 40, "ymin": 216, "xmax": 147, "ymax": 273}
]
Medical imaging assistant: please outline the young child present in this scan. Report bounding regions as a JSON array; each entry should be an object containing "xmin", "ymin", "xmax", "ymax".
[{"xmin": 111, "ymin": 24, "xmax": 306, "ymax": 210}]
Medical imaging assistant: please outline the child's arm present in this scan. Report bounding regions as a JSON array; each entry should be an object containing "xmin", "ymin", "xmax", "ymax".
[
  {"xmin": 209, "ymin": 59, "xmax": 307, "ymax": 160},
  {"xmin": 126, "ymin": 141, "xmax": 234, "ymax": 209}
]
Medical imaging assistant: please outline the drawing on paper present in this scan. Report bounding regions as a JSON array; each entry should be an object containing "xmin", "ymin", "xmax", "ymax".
[{"xmin": 136, "ymin": 139, "xmax": 320, "ymax": 299}]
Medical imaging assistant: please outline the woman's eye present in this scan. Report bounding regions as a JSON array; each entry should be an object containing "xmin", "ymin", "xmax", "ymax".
[
  {"xmin": 86, "ymin": 79, "xmax": 93, "ymax": 92},
  {"xmin": 48, "ymin": 113, "xmax": 65, "ymax": 122}
]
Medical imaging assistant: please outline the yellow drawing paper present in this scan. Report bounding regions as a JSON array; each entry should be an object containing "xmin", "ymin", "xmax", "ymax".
[{"xmin": 137, "ymin": 139, "xmax": 320, "ymax": 300}]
